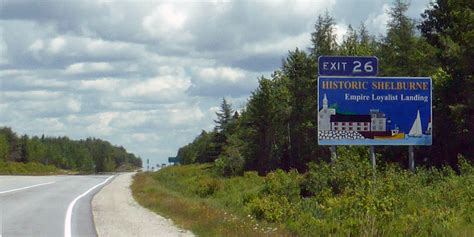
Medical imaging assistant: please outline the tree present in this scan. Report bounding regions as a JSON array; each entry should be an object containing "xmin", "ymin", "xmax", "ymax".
[
  {"xmin": 339, "ymin": 23, "xmax": 378, "ymax": 56},
  {"xmin": 310, "ymin": 11, "xmax": 338, "ymax": 58},
  {"xmin": 282, "ymin": 49, "xmax": 320, "ymax": 171},
  {"xmin": 378, "ymin": 0, "xmax": 438, "ymax": 77},
  {"xmin": 214, "ymin": 98, "xmax": 234, "ymax": 133},
  {"xmin": 0, "ymin": 134, "xmax": 9, "ymax": 162},
  {"xmin": 419, "ymin": 0, "xmax": 474, "ymax": 165}
]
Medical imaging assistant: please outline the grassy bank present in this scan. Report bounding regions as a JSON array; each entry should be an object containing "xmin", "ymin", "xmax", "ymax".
[
  {"xmin": 132, "ymin": 150, "xmax": 473, "ymax": 236},
  {"xmin": 0, "ymin": 161, "xmax": 63, "ymax": 175},
  {"xmin": 132, "ymin": 164, "xmax": 288, "ymax": 236}
]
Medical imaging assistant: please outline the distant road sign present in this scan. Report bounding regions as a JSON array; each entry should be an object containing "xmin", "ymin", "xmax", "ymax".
[
  {"xmin": 168, "ymin": 157, "xmax": 179, "ymax": 163},
  {"xmin": 317, "ymin": 76, "xmax": 432, "ymax": 146},
  {"xmin": 318, "ymin": 56, "xmax": 378, "ymax": 76}
]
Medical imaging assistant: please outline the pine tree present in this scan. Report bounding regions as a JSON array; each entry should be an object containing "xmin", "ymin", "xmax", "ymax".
[
  {"xmin": 419, "ymin": 0, "xmax": 474, "ymax": 166},
  {"xmin": 214, "ymin": 98, "xmax": 234, "ymax": 133},
  {"xmin": 310, "ymin": 11, "xmax": 338, "ymax": 58}
]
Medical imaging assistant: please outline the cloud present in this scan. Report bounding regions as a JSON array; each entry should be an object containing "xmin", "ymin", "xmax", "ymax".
[
  {"xmin": 120, "ymin": 76, "xmax": 191, "ymax": 101},
  {"xmin": 48, "ymin": 36, "xmax": 66, "ymax": 53},
  {"xmin": 142, "ymin": 4, "xmax": 190, "ymax": 41},
  {"xmin": 188, "ymin": 66, "xmax": 258, "ymax": 97},
  {"xmin": 79, "ymin": 78, "xmax": 121, "ymax": 91},
  {"xmin": 365, "ymin": 3, "xmax": 391, "ymax": 36},
  {"xmin": 65, "ymin": 62, "xmax": 114, "ymax": 74},
  {"xmin": 334, "ymin": 23, "xmax": 348, "ymax": 44}
]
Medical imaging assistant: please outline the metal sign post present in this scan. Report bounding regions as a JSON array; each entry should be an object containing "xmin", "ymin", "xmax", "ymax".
[
  {"xmin": 409, "ymin": 146, "xmax": 415, "ymax": 171},
  {"xmin": 329, "ymin": 145, "xmax": 337, "ymax": 162},
  {"xmin": 370, "ymin": 146, "xmax": 376, "ymax": 171}
]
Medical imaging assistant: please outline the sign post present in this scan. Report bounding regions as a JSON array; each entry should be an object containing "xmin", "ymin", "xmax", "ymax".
[
  {"xmin": 370, "ymin": 146, "xmax": 376, "ymax": 171},
  {"xmin": 409, "ymin": 146, "xmax": 415, "ymax": 171},
  {"xmin": 329, "ymin": 145, "xmax": 337, "ymax": 162}
]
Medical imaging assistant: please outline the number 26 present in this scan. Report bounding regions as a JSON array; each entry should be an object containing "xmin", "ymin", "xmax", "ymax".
[{"xmin": 353, "ymin": 61, "xmax": 373, "ymax": 73}]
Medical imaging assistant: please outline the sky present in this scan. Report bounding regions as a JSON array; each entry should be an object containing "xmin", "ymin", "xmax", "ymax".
[{"xmin": 0, "ymin": 0, "xmax": 431, "ymax": 166}]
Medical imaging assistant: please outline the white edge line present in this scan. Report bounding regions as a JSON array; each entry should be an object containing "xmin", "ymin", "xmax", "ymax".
[
  {"xmin": 0, "ymin": 181, "xmax": 56, "ymax": 194},
  {"xmin": 64, "ymin": 175, "xmax": 114, "ymax": 237}
]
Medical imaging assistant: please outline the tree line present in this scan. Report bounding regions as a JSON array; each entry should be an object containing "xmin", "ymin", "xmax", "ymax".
[
  {"xmin": 0, "ymin": 127, "xmax": 142, "ymax": 172},
  {"xmin": 177, "ymin": 0, "xmax": 473, "ymax": 176}
]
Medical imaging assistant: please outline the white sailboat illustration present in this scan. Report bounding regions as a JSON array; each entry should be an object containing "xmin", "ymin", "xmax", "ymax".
[{"xmin": 408, "ymin": 109, "xmax": 423, "ymax": 137}]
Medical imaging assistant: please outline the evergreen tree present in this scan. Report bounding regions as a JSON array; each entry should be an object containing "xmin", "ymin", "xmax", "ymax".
[
  {"xmin": 214, "ymin": 98, "xmax": 234, "ymax": 133},
  {"xmin": 282, "ymin": 49, "xmax": 319, "ymax": 171},
  {"xmin": 0, "ymin": 133, "xmax": 9, "ymax": 162},
  {"xmin": 419, "ymin": 0, "xmax": 474, "ymax": 165},
  {"xmin": 378, "ymin": 0, "xmax": 437, "ymax": 77},
  {"xmin": 310, "ymin": 11, "xmax": 338, "ymax": 58}
]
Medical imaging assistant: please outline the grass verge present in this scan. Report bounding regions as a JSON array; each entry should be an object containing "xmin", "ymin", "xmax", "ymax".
[
  {"xmin": 131, "ymin": 164, "xmax": 289, "ymax": 237},
  {"xmin": 0, "ymin": 161, "xmax": 64, "ymax": 175},
  {"xmin": 131, "ymin": 151, "xmax": 473, "ymax": 236}
]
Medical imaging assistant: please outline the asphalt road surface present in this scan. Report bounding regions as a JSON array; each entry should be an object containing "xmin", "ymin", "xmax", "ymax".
[{"xmin": 0, "ymin": 175, "xmax": 113, "ymax": 237}]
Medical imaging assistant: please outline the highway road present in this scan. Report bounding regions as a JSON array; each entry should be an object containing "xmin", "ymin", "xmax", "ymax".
[{"xmin": 0, "ymin": 175, "xmax": 114, "ymax": 237}]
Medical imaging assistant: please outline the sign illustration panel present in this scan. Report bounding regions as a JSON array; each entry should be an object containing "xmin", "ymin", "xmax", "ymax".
[{"xmin": 318, "ymin": 77, "xmax": 432, "ymax": 145}]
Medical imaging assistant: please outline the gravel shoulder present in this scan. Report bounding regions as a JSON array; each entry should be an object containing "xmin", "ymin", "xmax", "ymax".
[{"xmin": 92, "ymin": 172, "xmax": 194, "ymax": 237}]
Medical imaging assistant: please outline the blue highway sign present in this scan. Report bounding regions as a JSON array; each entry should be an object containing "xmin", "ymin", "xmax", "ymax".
[
  {"xmin": 317, "ymin": 76, "xmax": 432, "ymax": 146},
  {"xmin": 318, "ymin": 56, "xmax": 378, "ymax": 76}
]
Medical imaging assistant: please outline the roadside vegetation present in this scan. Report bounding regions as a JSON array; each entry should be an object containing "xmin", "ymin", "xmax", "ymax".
[
  {"xmin": 132, "ymin": 165, "xmax": 289, "ymax": 236},
  {"xmin": 132, "ymin": 154, "xmax": 473, "ymax": 236},
  {"xmin": 0, "ymin": 160, "xmax": 63, "ymax": 175},
  {"xmin": 134, "ymin": 0, "xmax": 473, "ymax": 236},
  {"xmin": 0, "ymin": 126, "xmax": 142, "ymax": 174}
]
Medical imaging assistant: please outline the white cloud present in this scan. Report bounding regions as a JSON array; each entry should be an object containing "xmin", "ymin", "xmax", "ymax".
[
  {"xmin": 79, "ymin": 78, "xmax": 121, "ymax": 91},
  {"xmin": 334, "ymin": 23, "xmax": 348, "ymax": 44},
  {"xmin": 243, "ymin": 32, "xmax": 311, "ymax": 55},
  {"xmin": 120, "ymin": 76, "xmax": 191, "ymax": 100},
  {"xmin": 65, "ymin": 62, "xmax": 114, "ymax": 74},
  {"xmin": 196, "ymin": 67, "xmax": 246, "ymax": 83},
  {"xmin": 28, "ymin": 39, "xmax": 44, "ymax": 52},
  {"xmin": 36, "ymin": 118, "xmax": 65, "ymax": 131},
  {"xmin": 167, "ymin": 104, "xmax": 204, "ymax": 126},
  {"xmin": 86, "ymin": 111, "xmax": 119, "ymax": 135},
  {"xmin": 365, "ymin": 3, "xmax": 390, "ymax": 36},
  {"xmin": 131, "ymin": 133, "xmax": 160, "ymax": 142},
  {"xmin": 3, "ymin": 90, "xmax": 63, "ymax": 101},
  {"xmin": 0, "ymin": 27, "xmax": 7, "ymax": 65},
  {"xmin": 67, "ymin": 98, "xmax": 81, "ymax": 113},
  {"xmin": 142, "ymin": 4, "xmax": 192, "ymax": 42},
  {"xmin": 48, "ymin": 36, "xmax": 66, "ymax": 53}
]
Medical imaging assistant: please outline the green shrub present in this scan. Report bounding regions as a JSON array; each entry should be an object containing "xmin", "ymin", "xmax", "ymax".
[
  {"xmin": 214, "ymin": 144, "xmax": 245, "ymax": 177},
  {"xmin": 261, "ymin": 169, "xmax": 302, "ymax": 201},
  {"xmin": 214, "ymin": 155, "xmax": 244, "ymax": 177},
  {"xmin": 0, "ymin": 161, "xmax": 60, "ymax": 175},
  {"xmin": 303, "ymin": 147, "xmax": 373, "ymax": 198},
  {"xmin": 247, "ymin": 194, "xmax": 294, "ymax": 222},
  {"xmin": 195, "ymin": 177, "xmax": 223, "ymax": 198}
]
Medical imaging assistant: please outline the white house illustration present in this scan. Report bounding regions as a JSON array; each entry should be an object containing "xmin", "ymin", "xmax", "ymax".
[{"xmin": 319, "ymin": 94, "xmax": 386, "ymax": 132}]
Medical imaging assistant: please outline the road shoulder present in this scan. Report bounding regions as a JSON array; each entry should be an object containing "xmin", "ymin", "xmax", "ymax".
[{"xmin": 92, "ymin": 172, "xmax": 194, "ymax": 237}]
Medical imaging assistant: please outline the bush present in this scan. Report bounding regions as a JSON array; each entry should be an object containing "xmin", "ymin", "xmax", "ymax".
[
  {"xmin": 245, "ymin": 169, "xmax": 302, "ymax": 222},
  {"xmin": 261, "ymin": 169, "xmax": 302, "ymax": 201},
  {"xmin": 247, "ymin": 194, "xmax": 293, "ymax": 222},
  {"xmin": 302, "ymin": 146, "xmax": 374, "ymax": 198},
  {"xmin": 214, "ymin": 145, "xmax": 244, "ymax": 177},
  {"xmin": 195, "ymin": 177, "xmax": 223, "ymax": 198},
  {"xmin": 0, "ymin": 161, "xmax": 61, "ymax": 175}
]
